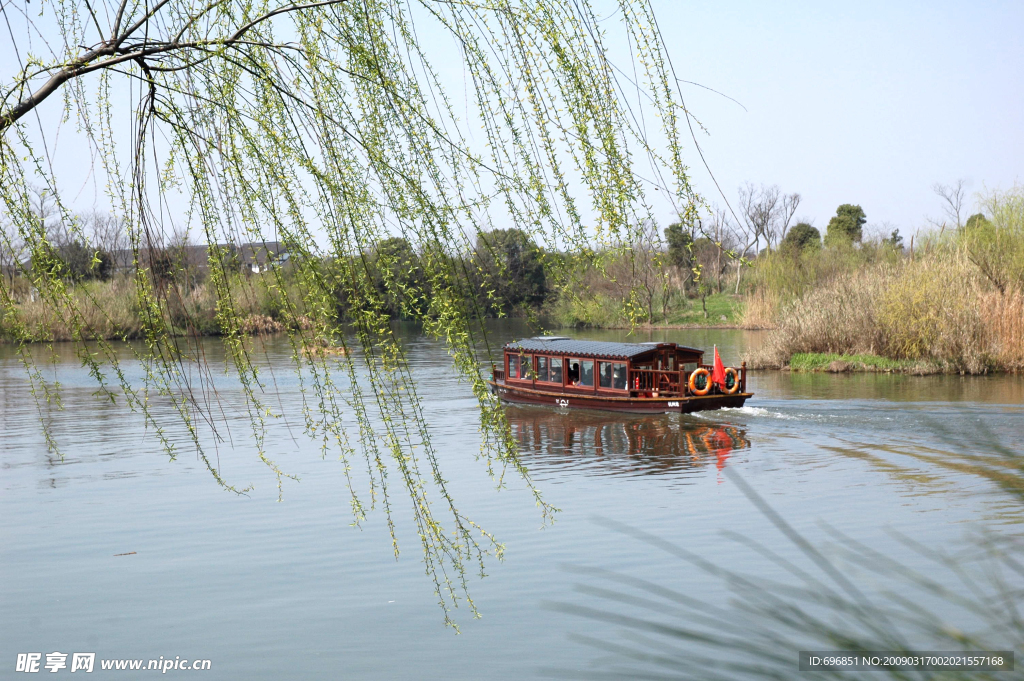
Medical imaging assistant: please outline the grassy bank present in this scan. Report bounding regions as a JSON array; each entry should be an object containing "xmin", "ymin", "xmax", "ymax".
[{"xmin": 788, "ymin": 352, "xmax": 938, "ymax": 374}]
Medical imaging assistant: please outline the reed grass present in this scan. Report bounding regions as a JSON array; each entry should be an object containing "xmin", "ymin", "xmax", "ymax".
[
  {"xmin": 981, "ymin": 289, "xmax": 1024, "ymax": 372},
  {"xmin": 740, "ymin": 287, "xmax": 781, "ymax": 330},
  {"xmin": 6, "ymin": 277, "xmax": 144, "ymax": 341},
  {"xmin": 745, "ymin": 187, "xmax": 1024, "ymax": 372},
  {"xmin": 746, "ymin": 248, "xmax": 1023, "ymax": 373},
  {"xmin": 0, "ymin": 273, "xmax": 313, "ymax": 342}
]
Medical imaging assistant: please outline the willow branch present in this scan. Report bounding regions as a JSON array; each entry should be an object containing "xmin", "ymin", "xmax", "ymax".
[{"xmin": 0, "ymin": 0, "xmax": 350, "ymax": 132}]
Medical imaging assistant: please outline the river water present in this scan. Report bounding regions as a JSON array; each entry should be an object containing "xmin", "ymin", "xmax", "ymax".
[{"xmin": 2, "ymin": 324, "xmax": 1023, "ymax": 679}]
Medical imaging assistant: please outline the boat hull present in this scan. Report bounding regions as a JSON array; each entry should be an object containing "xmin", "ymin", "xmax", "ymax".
[{"xmin": 489, "ymin": 381, "xmax": 751, "ymax": 414}]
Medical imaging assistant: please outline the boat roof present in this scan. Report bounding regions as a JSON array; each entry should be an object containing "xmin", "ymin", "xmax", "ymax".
[{"xmin": 504, "ymin": 338, "xmax": 704, "ymax": 360}]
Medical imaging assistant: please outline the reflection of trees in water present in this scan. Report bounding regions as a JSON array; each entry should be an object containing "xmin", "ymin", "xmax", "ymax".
[{"xmin": 506, "ymin": 406, "xmax": 749, "ymax": 478}]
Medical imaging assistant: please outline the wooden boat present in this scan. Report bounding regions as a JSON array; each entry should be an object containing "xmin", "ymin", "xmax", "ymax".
[{"xmin": 489, "ymin": 337, "xmax": 752, "ymax": 414}]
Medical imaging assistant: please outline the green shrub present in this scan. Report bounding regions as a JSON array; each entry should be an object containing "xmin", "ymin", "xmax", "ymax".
[
  {"xmin": 959, "ymin": 184, "xmax": 1024, "ymax": 294},
  {"xmin": 824, "ymin": 204, "xmax": 866, "ymax": 246},
  {"xmin": 779, "ymin": 222, "xmax": 820, "ymax": 253}
]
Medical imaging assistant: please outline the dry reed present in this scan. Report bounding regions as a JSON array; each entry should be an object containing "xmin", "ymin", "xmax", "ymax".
[
  {"xmin": 5, "ymin": 278, "xmax": 143, "ymax": 341},
  {"xmin": 238, "ymin": 314, "xmax": 285, "ymax": 335},
  {"xmin": 1, "ymin": 274, "xmax": 311, "ymax": 342},
  {"xmin": 746, "ymin": 248, "xmax": 1023, "ymax": 373},
  {"xmin": 982, "ymin": 288, "xmax": 1024, "ymax": 371},
  {"xmin": 739, "ymin": 287, "xmax": 780, "ymax": 329}
]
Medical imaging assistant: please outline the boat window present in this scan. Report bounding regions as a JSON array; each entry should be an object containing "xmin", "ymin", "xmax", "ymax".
[
  {"xmin": 522, "ymin": 355, "xmax": 534, "ymax": 379},
  {"xmin": 612, "ymin": 362, "xmax": 627, "ymax": 390},
  {"xmin": 579, "ymin": 359, "xmax": 594, "ymax": 387},
  {"xmin": 549, "ymin": 357, "xmax": 563, "ymax": 384},
  {"xmin": 667, "ymin": 355, "xmax": 675, "ymax": 371},
  {"xmin": 599, "ymin": 361, "xmax": 613, "ymax": 388},
  {"xmin": 508, "ymin": 354, "xmax": 519, "ymax": 379},
  {"xmin": 537, "ymin": 356, "xmax": 549, "ymax": 382}
]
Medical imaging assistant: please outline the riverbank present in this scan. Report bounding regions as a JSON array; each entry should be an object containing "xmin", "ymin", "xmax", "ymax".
[
  {"xmin": 0, "ymin": 280, "xmax": 754, "ymax": 342},
  {"xmin": 741, "ymin": 252, "xmax": 1024, "ymax": 375},
  {"xmin": 0, "ymin": 275, "xmax": 318, "ymax": 343},
  {"xmin": 738, "ymin": 187, "xmax": 1024, "ymax": 375}
]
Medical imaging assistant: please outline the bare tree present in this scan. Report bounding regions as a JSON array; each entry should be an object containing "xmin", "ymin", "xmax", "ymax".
[
  {"xmin": 27, "ymin": 186, "xmax": 61, "ymax": 246},
  {"xmin": 702, "ymin": 204, "xmax": 735, "ymax": 293},
  {"xmin": 732, "ymin": 183, "xmax": 780, "ymax": 293},
  {"xmin": 632, "ymin": 220, "xmax": 670, "ymax": 323},
  {"xmin": 933, "ymin": 179, "xmax": 968, "ymax": 232},
  {"xmin": 777, "ymin": 192, "xmax": 801, "ymax": 246},
  {"xmin": 87, "ymin": 212, "xmax": 130, "ymax": 255},
  {"xmin": 0, "ymin": 218, "xmax": 25, "ymax": 286}
]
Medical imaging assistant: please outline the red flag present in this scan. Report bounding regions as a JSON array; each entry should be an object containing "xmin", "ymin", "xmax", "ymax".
[{"xmin": 711, "ymin": 345, "xmax": 727, "ymax": 389}]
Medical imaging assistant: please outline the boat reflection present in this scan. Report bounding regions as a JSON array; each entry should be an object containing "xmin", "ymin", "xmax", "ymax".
[{"xmin": 506, "ymin": 405, "xmax": 750, "ymax": 480}]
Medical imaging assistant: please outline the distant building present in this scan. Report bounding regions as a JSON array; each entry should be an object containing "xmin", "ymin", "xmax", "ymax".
[{"xmin": 238, "ymin": 241, "xmax": 290, "ymax": 273}]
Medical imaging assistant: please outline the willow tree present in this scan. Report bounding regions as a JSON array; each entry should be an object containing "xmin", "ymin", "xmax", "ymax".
[{"xmin": 0, "ymin": 0, "xmax": 701, "ymax": 626}]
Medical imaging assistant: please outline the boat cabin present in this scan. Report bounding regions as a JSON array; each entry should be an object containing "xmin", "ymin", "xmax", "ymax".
[
  {"xmin": 490, "ymin": 337, "xmax": 750, "ymax": 413},
  {"xmin": 495, "ymin": 337, "xmax": 728, "ymax": 398}
]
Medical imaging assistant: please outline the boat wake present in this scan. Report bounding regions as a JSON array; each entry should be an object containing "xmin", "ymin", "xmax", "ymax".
[{"xmin": 693, "ymin": 406, "xmax": 797, "ymax": 420}]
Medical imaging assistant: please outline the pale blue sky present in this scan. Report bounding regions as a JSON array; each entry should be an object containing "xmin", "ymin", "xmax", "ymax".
[{"xmin": 653, "ymin": 0, "xmax": 1023, "ymax": 235}]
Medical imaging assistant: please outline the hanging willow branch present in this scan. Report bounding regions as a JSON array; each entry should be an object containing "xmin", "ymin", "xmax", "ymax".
[{"xmin": 0, "ymin": 0, "xmax": 703, "ymax": 627}]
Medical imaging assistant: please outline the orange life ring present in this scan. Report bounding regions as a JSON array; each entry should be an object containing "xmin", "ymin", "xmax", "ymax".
[
  {"xmin": 723, "ymin": 367, "xmax": 741, "ymax": 395},
  {"xmin": 688, "ymin": 368, "xmax": 711, "ymax": 396}
]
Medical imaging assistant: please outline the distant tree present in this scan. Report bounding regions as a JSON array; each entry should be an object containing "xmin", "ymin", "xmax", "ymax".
[
  {"xmin": 0, "ymin": 218, "xmax": 25, "ymax": 286},
  {"xmin": 474, "ymin": 229, "xmax": 547, "ymax": 313},
  {"xmin": 780, "ymin": 222, "xmax": 821, "ymax": 252},
  {"xmin": 731, "ymin": 183, "xmax": 781, "ymax": 293},
  {"xmin": 704, "ymin": 205, "xmax": 735, "ymax": 293},
  {"xmin": 664, "ymin": 221, "xmax": 698, "ymax": 299},
  {"xmin": 32, "ymin": 240, "xmax": 112, "ymax": 281},
  {"xmin": 664, "ymin": 222, "xmax": 695, "ymax": 271},
  {"xmin": 148, "ymin": 249, "xmax": 176, "ymax": 290},
  {"xmin": 964, "ymin": 213, "xmax": 992, "ymax": 231},
  {"xmin": 622, "ymin": 220, "xmax": 670, "ymax": 322},
  {"xmin": 825, "ymin": 204, "xmax": 866, "ymax": 246},
  {"xmin": 960, "ymin": 187, "xmax": 1024, "ymax": 294},
  {"xmin": 776, "ymin": 193, "xmax": 802, "ymax": 246},
  {"xmin": 933, "ymin": 179, "xmax": 968, "ymax": 231},
  {"xmin": 368, "ymin": 236, "xmax": 426, "ymax": 318},
  {"xmin": 86, "ymin": 212, "xmax": 129, "ymax": 255},
  {"xmin": 886, "ymin": 229, "xmax": 904, "ymax": 249}
]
